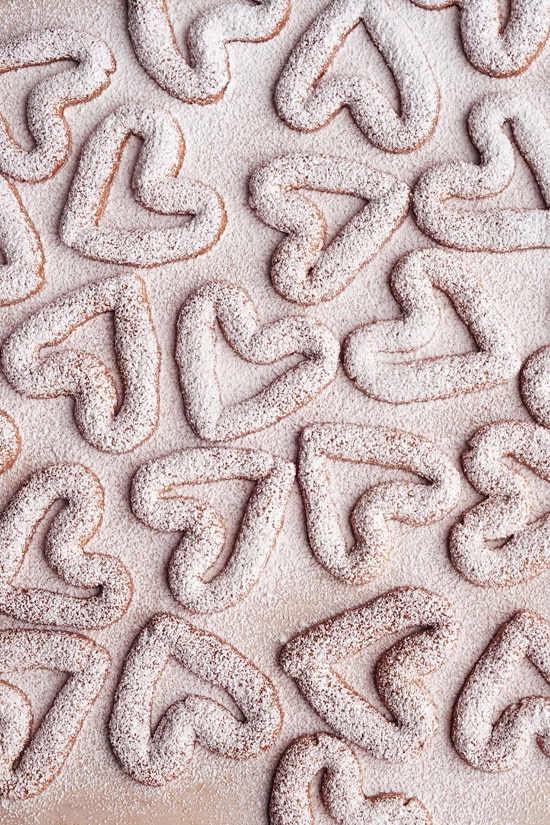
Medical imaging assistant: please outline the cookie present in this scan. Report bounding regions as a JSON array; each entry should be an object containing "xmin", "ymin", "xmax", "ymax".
[
  {"xmin": 411, "ymin": 0, "xmax": 550, "ymax": 77},
  {"xmin": 343, "ymin": 248, "xmax": 521, "ymax": 402},
  {"xmin": 275, "ymin": 0, "xmax": 439, "ymax": 152},
  {"xmin": 0, "ymin": 628, "xmax": 110, "ymax": 800},
  {"xmin": 450, "ymin": 420, "xmax": 550, "ymax": 587},
  {"xmin": 280, "ymin": 586, "xmax": 460, "ymax": 762},
  {"xmin": 0, "ymin": 28, "xmax": 115, "ymax": 182},
  {"xmin": 270, "ymin": 732, "xmax": 432, "ymax": 825},
  {"xmin": 298, "ymin": 423, "xmax": 461, "ymax": 584},
  {"xmin": 248, "ymin": 154, "xmax": 409, "ymax": 305},
  {"xmin": 0, "ymin": 464, "xmax": 133, "ymax": 628},
  {"xmin": 176, "ymin": 281, "xmax": 340, "ymax": 441},
  {"xmin": 452, "ymin": 609, "xmax": 550, "ymax": 771},
  {"xmin": 108, "ymin": 612, "xmax": 283, "ymax": 786},
  {"xmin": 0, "ymin": 411, "xmax": 20, "ymax": 475},
  {"xmin": 0, "ymin": 175, "xmax": 44, "ymax": 305},
  {"xmin": 520, "ymin": 344, "xmax": 550, "ymax": 428},
  {"xmin": 59, "ymin": 104, "xmax": 226, "ymax": 267},
  {"xmin": 1, "ymin": 272, "xmax": 160, "ymax": 454},
  {"xmin": 413, "ymin": 93, "xmax": 550, "ymax": 251},
  {"xmin": 127, "ymin": 0, "xmax": 290, "ymax": 104}
]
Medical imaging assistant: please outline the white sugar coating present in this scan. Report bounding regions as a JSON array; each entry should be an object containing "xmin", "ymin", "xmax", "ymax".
[
  {"xmin": 108, "ymin": 612, "xmax": 282, "ymax": 786},
  {"xmin": 411, "ymin": 0, "xmax": 550, "ymax": 77},
  {"xmin": 1, "ymin": 272, "xmax": 161, "ymax": 454},
  {"xmin": 521, "ymin": 343, "xmax": 550, "ymax": 427},
  {"xmin": 413, "ymin": 93, "xmax": 550, "ymax": 252},
  {"xmin": 450, "ymin": 420, "xmax": 550, "ymax": 587},
  {"xmin": 0, "ymin": 28, "xmax": 115, "ymax": 182},
  {"xmin": 0, "ymin": 175, "xmax": 44, "ymax": 305},
  {"xmin": 0, "ymin": 464, "xmax": 133, "ymax": 628},
  {"xmin": 175, "ymin": 281, "xmax": 340, "ymax": 441},
  {"xmin": 270, "ymin": 733, "xmax": 432, "ymax": 824},
  {"xmin": 127, "ymin": 0, "xmax": 290, "ymax": 104},
  {"xmin": 280, "ymin": 587, "xmax": 460, "ymax": 762},
  {"xmin": 452, "ymin": 610, "xmax": 550, "ymax": 772},
  {"xmin": 59, "ymin": 104, "xmax": 227, "ymax": 267},
  {"xmin": 0, "ymin": 628, "xmax": 110, "ymax": 800},
  {"xmin": 248, "ymin": 153, "xmax": 410, "ymax": 305},
  {"xmin": 275, "ymin": 0, "xmax": 440, "ymax": 152},
  {"xmin": 343, "ymin": 247, "xmax": 521, "ymax": 403},
  {"xmin": 0, "ymin": 413, "xmax": 20, "ymax": 475},
  {"xmin": 131, "ymin": 448, "xmax": 295, "ymax": 613},
  {"xmin": 297, "ymin": 423, "xmax": 461, "ymax": 584}
]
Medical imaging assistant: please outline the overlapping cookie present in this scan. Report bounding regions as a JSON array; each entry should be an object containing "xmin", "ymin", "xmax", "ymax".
[
  {"xmin": 109, "ymin": 613, "xmax": 282, "ymax": 786},
  {"xmin": 59, "ymin": 104, "xmax": 226, "ymax": 266},
  {"xmin": 176, "ymin": 281, "xmax": 339, "ymax": 441},
  {"xmin": 343, "ymin": 248, "xmax": 520, "ymax": 402},
  {"xmin": 131, "ymin": 447, "xmax": 295, "ymax": 613}
]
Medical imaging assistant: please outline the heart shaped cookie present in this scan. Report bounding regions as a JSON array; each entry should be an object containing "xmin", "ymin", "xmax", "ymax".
[
  {"xmin": 413, "ymin": 94, "xmax": 550, "ymax": 251},
  {"xmin": 275, "ymin": 0, "xmax": 439, "ymax": 152},
  {"xmin": 176, "ymin": 281, "xmax": 340, "ymax": 441},
  {"xmin": 248, "ymin": 154, "xmax": 409, "ymax": 305},
  {"xmin": 1, "ymin": 272, "xmax": 160, "ymax": 454},
  {"xmin": 0, "ymin": 628, "xmax": 110, "ymax": 800},
  {"xmin": 131, "ymin": 447, "xmax": 295, "ymax": 613},
  {"xmin": 0, "ymin": 28, "xmax": 115, "ymax": 182},
  {"xmin": 270, "ymin": 733, "xmax": 432, "ymax": 825},
  {"xmin": 109, "ymin": 612, "xmax": 282, "ymax": 786},
  {"xmin": 450, "ymin": 420, "xmax": 550, "ymax": 586},
  {"xmin": 128, "ymin": 0, "xmax": 290, "ymax": 104},
  {"xmin": 0, "ymin": 175, "xmax": 44, "ymax": 304},
  {"xmin": 343, "ymin": 248, "xmax": 521, "ymax": 402},
  {"xmin": 280, "ymin": 587, "xmax": 460, "ymax": 762},
  {"xmin": 0, "ymin": 464, "xmax": 133, "ymax": 629},
  {"xmin": 298, "ymin": 424, "xmax": 461, "ymax": 584},
  {"xmin": 453, "ymin": 610, "xmax": 550, "ymax": 771},
  {"xmin": 59, "ymin": 104, "xmax": 226, "ymax": 267}
]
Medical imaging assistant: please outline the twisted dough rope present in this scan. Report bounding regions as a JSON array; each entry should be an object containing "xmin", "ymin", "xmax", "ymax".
[
  {"xmin": 275, "ymin": 0, "xmax": 439, "ymax": 152},
  {"xmin": 0, "ymin": 175, "xmax": 44, "ymax": 305},
  {"xmin": 0, "ymin": 464, "xmax": 133, "ymax": 629},
  {"xmin": 413, "ymin": 94, "xmax": 550, "ymax": 252},
  {"xmin": 343, "ymin": 248, "xmax": 521, "ymax": 403},
  {"xmin": 410, "ymin": 0, "xmax": 550, "ymax": 77},
  {"xmin": 0, "ymin": 628, "xmax": 110, "ymax": 800},
  {"xmin": 127, "ymin": 0, "xmax": 290, "ymax": 104},
  {"xmin": 59, "ymin": 104, "xmax": 226, "ymax": 267},
  {"xmin": 270, "ymin": 733, "xmax": 432, "ymax": 825},
  {"xmin": 176, "ymin": 281, "xmax": 340, "ymax": 441},
  {"xmin": 280, "ymin": 587, "xmax": 460, "ymax": 762},
  {"xmin": 0, "ymin": 29, "xmax": 115, "ymax": 182},
  {"xmin": 450, "ymin": 420, "xmax": 550, "ymax": 587},
  {"xmin": 298, "ymin": 424, "xmax": 461, "ymax": 584},
  {"xmin": 453, "ymin": 610, "xmax": 550, "ymax": 772},
  {"xmin": 109, "ymin": 612, "xmax": 282, "ymax": 786},
  {"xmin": 1, "ymin": 273, "xmax": 160, "ymax": 454},
  {"xmin": 0, "ymin": 412, "xmax": 20, "ymax": 475},
  {"xmin": 248, "ymin": 154, "xmax": 410, "ymax": 305},
  {"xmin": 131, "ymin": 448, "xmax": 295, "ymax": 613}
]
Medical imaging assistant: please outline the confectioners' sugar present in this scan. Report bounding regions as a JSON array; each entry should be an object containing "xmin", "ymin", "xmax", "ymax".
[
  {"xmin": 0, "ymin": 175, "xmax": 44, "ymax": 305},
  {"xmin": 0, "ymin": 412, "xmax": 19, "ymax": 475}
]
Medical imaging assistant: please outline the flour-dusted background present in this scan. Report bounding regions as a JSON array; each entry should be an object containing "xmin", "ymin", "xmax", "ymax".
[{"xmin": 1, "ymin": 0, "xmax": 550, "ymax": 822}]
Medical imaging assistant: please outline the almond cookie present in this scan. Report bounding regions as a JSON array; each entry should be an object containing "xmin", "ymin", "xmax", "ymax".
[
  {"xmin": 248, "ymin": 154, "xmax": 409, "ymax": 305},
  {"xmin": 176, "ymin": 281, "xmax": 340, "ymax": 441},
  {"xmin": 59, "ymin": 104, "xmax": 226, "ymax": 267},
  {"xmin": 410, "ymin": 0, "xmax": 550, "ymax": 77},
  {"xmin": 0, "ymin": 175, "xmax": 44, "ymax": 304},
  {"xmin": 1, "ymin": 273, "xmax": 160, "ymax": 454},
  {"xmin": 298, "ymin": 424, "xmax": 461, "ymax": 584},
  {"xmin": 413, "ymin": 93, "xmax": 550, "ymax": 251},
  {"xmin": 0, "ymin": 628, "xmax": 110, "ymax": 800},
  {"xmin": 109, "ymin": 612, "xmax": 282, "ymax": 786},
  {"xmin": 127, "ymin": 0, "xmax": 290, "ymax": 104},
  {"xmin": 270, "ymin": 732, "xmax": 432, "ymax": 825},
  {"xmin": 0, "ymin": 464, "xmax": 133, "ymax": 629},
  {"xmin": 131, "ymin": 448, "xmax": 295, "ymax": 613},
  {"xmin": 453, "ymin": 610, "xmax": 550, "ymax": 771},
  {"xmin": 0, "ymin": 29, "xmax": 115, "ymax": 182},
  {"xmin": 275, "ymin": 0, "xmax": 439, "ymax": 152},
  {"xmin": 343, "ymin": 248, "xmax": 520, "ymax": 402},
  {"xmin": 450, "ymin": 420, "xmax": 550, "ymax": 587},
  {"xmin": 280, "ymin": 587, "xmax": 460, "ymax": 761}
]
